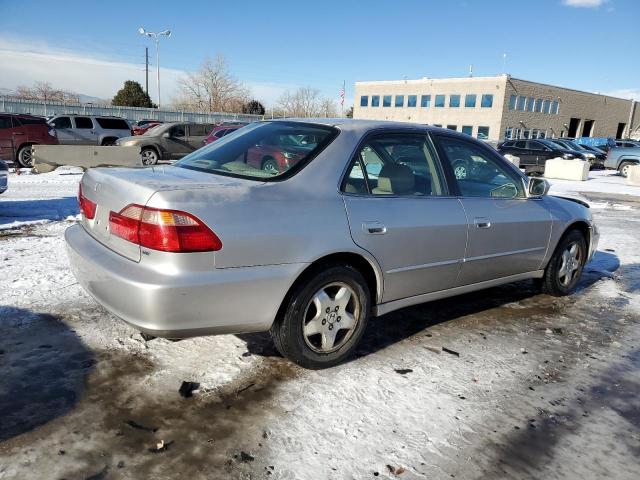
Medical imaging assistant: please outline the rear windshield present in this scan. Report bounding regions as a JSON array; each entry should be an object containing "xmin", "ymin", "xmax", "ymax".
[
  {"xmin": 175, "ymin": 121, "xmax": 339, "ymax": 180},
  {"xmin": 95, "ymin": 118, "xmax": 130, "ymax": 130}
]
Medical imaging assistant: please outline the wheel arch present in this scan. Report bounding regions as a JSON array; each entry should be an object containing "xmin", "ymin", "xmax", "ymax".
[
  {"xmin": 547, "ymin": 220, "xmax": 591, "ymax": 268},
  {"xmin": 15, "ymin": 141, "xmax": 36, "ymax": 161},
  {"xmin": 100, "ymin": 136, "xmax": 118, "ymax": 146}
]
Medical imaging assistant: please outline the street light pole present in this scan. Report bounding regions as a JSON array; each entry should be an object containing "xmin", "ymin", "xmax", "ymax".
[{"xmin": 138, "ymin": 27, "xmax": 171, "ymax": 108}]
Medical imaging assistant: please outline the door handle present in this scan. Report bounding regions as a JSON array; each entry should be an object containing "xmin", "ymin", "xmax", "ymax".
[
  {"xmin": 363, "ymin": 222, "xmax": 387, "ymax": 235},
  {"xmin": 474, "ymin": 217, "xmax": 491, "ymax": 229}
]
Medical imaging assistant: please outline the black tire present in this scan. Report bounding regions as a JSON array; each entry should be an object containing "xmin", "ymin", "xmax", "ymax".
[
  {"xmin": 542, "ymin": 229, "xmax": 587, "ymax": 296},
  {"xmin": 262, "ymin": 157, "xmax": 279, "ymax": 174},
  {"xmin": 101, "ymin": 138, "xmax": 117, "ymax": 146},
  {"xmin": 618, "ymin": 161, "xmax": 635, "ymax": 178},
  {"xmin": 16, "ymin": 144, "xmax": 34, "ymax": 168},
  {"xmin": 270, "ymin": 264, "xmax": 371, "ymax": 369},
  {"xmin": 141, "ymin": 147, "xmax": 159, "ymax": 165}
]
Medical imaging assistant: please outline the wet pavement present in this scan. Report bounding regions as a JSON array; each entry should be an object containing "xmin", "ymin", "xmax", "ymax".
[{"xmin": 1, "ymin": 194, "xmax": 639, "ymax": 479}]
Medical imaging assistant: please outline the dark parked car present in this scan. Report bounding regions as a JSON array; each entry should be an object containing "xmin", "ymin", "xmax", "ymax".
[
  {"xmin": 497, "ymin": 139, "xmax": 584, "ymax": 175},
  {"xmin": 0, "ymin": 113, "xmax": 59, "ymax": 167},
  {"xmin": 116, "ymin": 122, "xmax": 215, "ymax": 165},
  {"xmin": 547, "ymin": 139, "xmax": 605, "ymax": 168}
]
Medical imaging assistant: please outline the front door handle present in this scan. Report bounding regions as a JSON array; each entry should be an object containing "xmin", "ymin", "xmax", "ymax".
[
  {"xmin": 363, "ymin": 222, "xmax": 387, "ymax": 235},
  {"xmin": 474, "ymin": 217, "xmax": 491, "ymax": 229}
]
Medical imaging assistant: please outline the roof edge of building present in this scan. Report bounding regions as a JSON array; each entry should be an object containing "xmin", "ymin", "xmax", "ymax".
[{"xmin": 508, "ymin": 77, "xmax": 635, "ymax": 103}]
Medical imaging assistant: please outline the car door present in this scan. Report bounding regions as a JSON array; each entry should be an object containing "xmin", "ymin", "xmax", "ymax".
[
  {"xmin": 50, "ymin": 116, "xmax": 75, "ymax": 144},
  {"xmin": 433, "ymin": 133, "xmax": 552, "ymax": 286},
  {"xmin": 187, "ymin": 124, "xmax": 208, "ymax": 150},
  {"xmin": 164, "ymin": 124, "xmax": 192, "ymax": 159},
  {"xmin": 72, "ymin": 116, "xmax": 98, "ymax": 145},
  {"xmin": 0, "ymin": 115, "xmax": 14, "ymax": 161},
  {"xmin": 342, "ymin": 132, "xmax": 468, "ymax": 303}
]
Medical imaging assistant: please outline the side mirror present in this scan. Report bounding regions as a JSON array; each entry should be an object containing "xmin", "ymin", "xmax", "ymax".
[
  {"xmin": 527, "ymin": 177, "xmax": 550, "ymax": 197},
  {"xmin": 162, "ymin": 132, "xmax": 171, "ymax": 139}
]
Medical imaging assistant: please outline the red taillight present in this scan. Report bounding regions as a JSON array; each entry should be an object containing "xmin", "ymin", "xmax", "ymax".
[
  {"xmin": 109, "ymin": 204, "xmax": 222, "ymax": 253},
  {"xmin": 78, "ymin": 184, "xmax": 97, "ymax": 220}
]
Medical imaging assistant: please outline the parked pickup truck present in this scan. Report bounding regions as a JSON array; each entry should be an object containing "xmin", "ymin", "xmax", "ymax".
[{"xmin": 604, "ymin": 146, "xmax": 640, "ymax": 177}]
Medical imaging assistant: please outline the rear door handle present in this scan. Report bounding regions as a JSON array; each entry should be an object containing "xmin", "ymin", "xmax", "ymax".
[
  {"xmin": 363, "ymin": 222, "xmax": 387, "ymax": 235},
  {"xmin": 474, "ymin": 217, "xmax": 491, "ymax": 229}
]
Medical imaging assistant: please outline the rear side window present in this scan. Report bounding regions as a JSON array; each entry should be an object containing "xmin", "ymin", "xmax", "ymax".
[
  {"xmin": 342, "ymin": 133, "xmax": 446, "ymax": 197},
  {"xmin": 75, "ymin": 117, "xmax": 93, "ymax": 129},
  {"xmin": 0, "ymin": 115, "xmax": 11, "ymax": 130},
  {"xmin": 51, "ymin": 117, "xmax": 72, "ymax": 129},
  {"xmin": 189, "ymin": 124, "xmax": 207, "ymax": 136},
  {"xmin": 95, "ymin": 118, "xmax": 130, "ymax": 130}
]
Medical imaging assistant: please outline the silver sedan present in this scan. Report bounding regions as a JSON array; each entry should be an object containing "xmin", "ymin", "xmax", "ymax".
[{"xmin": 66, "ymin": 119, "xmax": 598, "ymax": 369}]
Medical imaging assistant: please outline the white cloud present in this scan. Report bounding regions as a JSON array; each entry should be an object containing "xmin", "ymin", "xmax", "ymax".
[
  {"xmin": 0, "ymin": 36, "xmax": 295, "ymax": 107},
  {"xmin": 562, "ymin": 0, "xmax": 606, "ymax": 7},
  {"xmin": 605, "ymin": 88, "xmax": 640, "ymax": 101}
]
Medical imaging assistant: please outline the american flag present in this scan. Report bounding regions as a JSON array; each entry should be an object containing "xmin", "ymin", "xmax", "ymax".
[{"xmin": 339, "ymin": 81, "xmax": 345, "ymax": 107}]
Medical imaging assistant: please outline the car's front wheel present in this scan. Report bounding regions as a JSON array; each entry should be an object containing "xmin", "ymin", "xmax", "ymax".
[
  {"xmin": 262, "ymin": 157, "xmax": 279, "ymax": 174},
  {"xmin": 141, "ymin": 148, "xmax": 159, "ymax": 165},
  {"xmin": 619, "ymin": 161, "xmax": 635, "ymax": 178},
  {"xmin": 542, "ymin": 229, "xmax": 587, "ymax": 296},
  {"xmin": 270, "ymin": 265, "xmax": 371, "ymax": 369},
  {"xmin": 16, "ymin": 144, "xmax": 34, "ymax": 168}
]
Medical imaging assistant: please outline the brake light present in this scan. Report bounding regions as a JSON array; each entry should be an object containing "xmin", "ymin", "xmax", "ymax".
[
  {"xmin": 78, "ymin": 184, "xmax": 97, "ymax": 219},
  {"xmin": 109, "ymin": 204, "xmax": 222, "ymax": 252}
]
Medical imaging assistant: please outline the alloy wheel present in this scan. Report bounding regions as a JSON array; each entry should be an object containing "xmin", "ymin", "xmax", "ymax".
[
  {"xmin": 557, "ymin": 242, "xmax": 582, "ymax": 287},
  {"xmin": 18, "ymin": 147, "xmax": 33, "ymax": 168},
  {"xmin": 141, "ymin": 149, "xmax": 158, "ymax": 165}
]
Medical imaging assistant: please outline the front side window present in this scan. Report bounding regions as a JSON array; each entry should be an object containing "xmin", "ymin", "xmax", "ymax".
[
  {"xmin": 342, "ymin": 133, "xmax": 446, "ymax": 197},
  {"xmin": 481, "ymin": 94, "xmax": 493, "ymax": 108},
  {"xmin": 407, "ymin": 95, "xmax": 417, "ymax": 107},
  {"xmin": 169, "ymin": 125, "xmax": 186, "ymax": 137},
  {"xmin": 435, "ymin": 94, "xmax": 445, "ymax": 107},
  {"xmin": 449, "ymin": 95, "xmax": 460, "ymax": 108},
  {"xmin": 0, "ymin": 115, "xmax": 11, "ymax": 130},
  {"xmin": 360, "ymin": 95, "xmax": 369, "ymax": 107},
  {"xmin": 508, "ymin": 95, "xmax": 517, "ymax": 110},
  {"xmin": 421, "ymin": 95, "xmax": 431, "ymax": 107},
  {"xmin": 395, "ymin": 95, "xmax": 404, "ymax": 107},
  {"xmin": 176, "ymin": 122, "xmax": 338, "ymax": 181},
  {"xmin": 51, "ymin": 116, "xmax": 71, "ymax": 129},
  {"xmin": 371, "ymin": 95, "xmax": 380, "ymax": 107},
  {"xmin": 74, "ymin": 117, "xmax": 93, "ymax": 129},
  {"xmin": 435, "ymin": 135, "xmax": 524, "ymax": 199},
  {"xmin": 383, "ymin": 95, "xmax": 392, "ymax": 107},
  {"xmin": 465, "ymin": 94, "xmax": 477, "ymax": 108},
  {"xmin": 462, "ymin": 126, "xmax": 473, "ymax": 135}
]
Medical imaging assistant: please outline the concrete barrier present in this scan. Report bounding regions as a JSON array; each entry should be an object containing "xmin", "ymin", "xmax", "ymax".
[
  {"xmin": 503, "ymin": 154, "xmax": 520, "ymax": 168},
  {"xmin": 627, "ymin": 165, "xmax": 640, "ymax": 186},
  {"xmin": 544, "ymin": 158, "xmax": 589, "ymax": 181},
  {"xmin": 32, "ymin": 145, "xmax": 142, "ymax": 173}
]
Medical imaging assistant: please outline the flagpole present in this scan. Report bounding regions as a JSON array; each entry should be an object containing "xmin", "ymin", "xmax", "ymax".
[{"xmin": 341, "ymin": 80, "xmax": 345, "ymax": 117}]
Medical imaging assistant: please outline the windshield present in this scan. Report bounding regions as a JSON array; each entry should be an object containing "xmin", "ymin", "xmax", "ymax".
[
  {"xmin": 144, "ymin": 124, "xmax": 165, "ymax": 136},
  {"xmin": 539, "ymin": 139, "xmax": 561, "ymax": 149},
  {"xmin": 175, "ymin": 121, "xmax": 338, "ymax": 180}
]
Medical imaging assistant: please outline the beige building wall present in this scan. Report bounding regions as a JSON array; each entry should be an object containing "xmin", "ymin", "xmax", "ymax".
[{"xmin": 353, "ymin": 75, "xmax": 638, "ymax": 141}]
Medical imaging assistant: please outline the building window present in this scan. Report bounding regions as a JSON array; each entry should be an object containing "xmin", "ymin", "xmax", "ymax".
[
  {"xmin": 360, "ymin": 95, "xmax": 369, "ymax": 107},
  {"xmin": 535, "ymin": 98, "xmax": 543, "ymax": 113},
  {"xmin": 421, "ymin": 95, "xmax": 431, "ymax": 107},
  {"xmin": 481, "ymin": 94, "xmax": 493, "ymax": 108},
  {"xmin": 477, "ymin": 126, "xmax": 490, "ymax": 139},
  {"xmin": 465, "ymin": 94, "xmax": 477, "ymax": 108},
  {"xmin": 543, "ymin": 99, "xmax": 551, "ymax": 114},
  {"xmin": 527, "ymin": 97, "xmax": 534, "ymax": 112},
  {"xmin": 514, "ymin": 128, "xmax": 521, "ymax": 139},
  {"xmin": 449, "ymin": 95, "xmax": 460, "ymax": 108},
  {"xmin": 504, "ymin": 127, "xmax": 513, "ymax": 140},
  {"xmin": 552, "ymin": 100, "xmax": 559, "ymax": 115},
  {"xmin": 435, "ymin": 94, "xmax": 445, "ymax": 107},
  {"xmin": 407, "ymin": 95, "xmax": 417, "ymax": 107},
  {"xmin": 523, "ymin": 129, "xmax": 531, "ymax": 139},
  {"xmin": 539, "ymin": 130, "xmax": 547, "ymax": 139},
  {"xmin": 509, "ymin": 95, "xmax": 517, "ymax": 110},
  {"xmin": 447, "ymin": 125, "xmax": 457, "ymax": 131},
  {"xmin": 383, "ymin": 95, "xmax": 392, "ymax": 107},
  {"xmin": 433, "ymin": 124, "xmax": 442, "ymax": 127},
  {"xmin": 462, "ymin": 125, "xmax": 473, "ymax": 135},
  {"xmin": 371, "ymin": 95, "xmax": 380, "ymax": 107},
  {"xmin": 517, "ymin": 96, "xmax": 526, "ymax": 111},
  {"xmin": 395, "ymin": 95, "xmax": 404, "ymax": 107}
]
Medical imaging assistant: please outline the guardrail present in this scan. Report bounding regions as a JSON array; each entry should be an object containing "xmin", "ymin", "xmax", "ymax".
[{"xmin": 0, "ymin": 97, "xmax": 264, "ymax": 124}]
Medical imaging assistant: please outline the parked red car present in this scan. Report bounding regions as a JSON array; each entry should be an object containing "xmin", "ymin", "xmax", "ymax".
[
  {"xmin": 245, "ymin": 134, "xmax": 316, "ymax": 173},
  {"xmin": 203, "ymin": 124, "xmax": 243, "ymax": 145},
  {"xmin": 0, "ymin": 113, "xmax": 59, "ymax": 167},
  {"xmin": 132, "ymin": 120, "xmax": 163, "ymax": 136}
]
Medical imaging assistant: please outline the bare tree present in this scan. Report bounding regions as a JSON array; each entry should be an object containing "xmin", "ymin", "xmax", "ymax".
[
  {"xmin": 15, "ymin": 81, "xmax": 80, "ymax": 103},
  {"xmin": 277, "ymin": 87, "xmax": 338, "ymax": 117},
  {"xmin": 172, "ymin": 55, "xmax": 251, "ymax": 113}
]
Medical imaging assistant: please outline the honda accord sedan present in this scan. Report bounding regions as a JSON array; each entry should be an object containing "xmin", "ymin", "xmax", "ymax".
[{"xmin": 66, "ymin": 120, "xmax": 598, "ymax": 369}]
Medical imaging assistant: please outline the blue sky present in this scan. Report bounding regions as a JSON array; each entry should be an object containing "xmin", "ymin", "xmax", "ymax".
[{"xmin": 0, "ymin": 0, "xmax": 638, "ymax": 107}]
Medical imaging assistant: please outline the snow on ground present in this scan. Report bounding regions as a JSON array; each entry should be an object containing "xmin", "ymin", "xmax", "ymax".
[
  {"xmin": 1, "ymin": 167, "xmax": 640, "ymax": 479},
  {"xmin": 548, "ymin": 169, "xmax": 640, "ymax": 198}
]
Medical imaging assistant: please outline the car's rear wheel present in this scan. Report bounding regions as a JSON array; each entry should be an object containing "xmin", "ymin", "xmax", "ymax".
[
  {"xmin": 262, "ymin": 157, "xmax": 279, "ymax": 174},
  {"xmin": 270, "ymin": 265, "xmax": 370, "ymax": 369},
  {"xmin": 16, "ymin": 144, "xmax": 34, "ymax": 168},
  {"xmin": 141, "ymin": 148, "xmax": 159, "ymax": 165},
  {"xmin": 619, "ymin": 161, "xmax": 634, "ymax": 178},
  {"xmin": 542, "ymin": 229, "xmax": 587, "ymax": 296}
]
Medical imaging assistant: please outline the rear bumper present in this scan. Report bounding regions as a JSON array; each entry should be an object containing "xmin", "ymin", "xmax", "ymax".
[{"xmin": 65, "ymin": 224, "xmax": 306, "ymax": 338}]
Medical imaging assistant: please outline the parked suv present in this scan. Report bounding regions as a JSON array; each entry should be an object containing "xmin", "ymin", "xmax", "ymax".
[
  {"xmin": 47, "ymin": 115, "xmax": 131, "ymax": 146},
  {"xmin": 0, "ymin": 113, "xmax": 59, "ymax": 167},
  {"xmin": 547, "ymin": 139, "xmax": 604, "ymax": 169},
  {"xmin": 497, "ymin": 139, "xmax": 584, "ymax": 175},
  {"xmin": 116, "ymin": 122, "xmax": 215, "ymax": 165},
  {"xmin": 604, "ymin": 146, "xmax": 640, "ymax": 177}
]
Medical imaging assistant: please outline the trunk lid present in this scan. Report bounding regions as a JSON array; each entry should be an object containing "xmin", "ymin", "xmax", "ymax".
[{"xmin": 79, "ymin": 165, "xmax": 255, "ymax": 261}]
